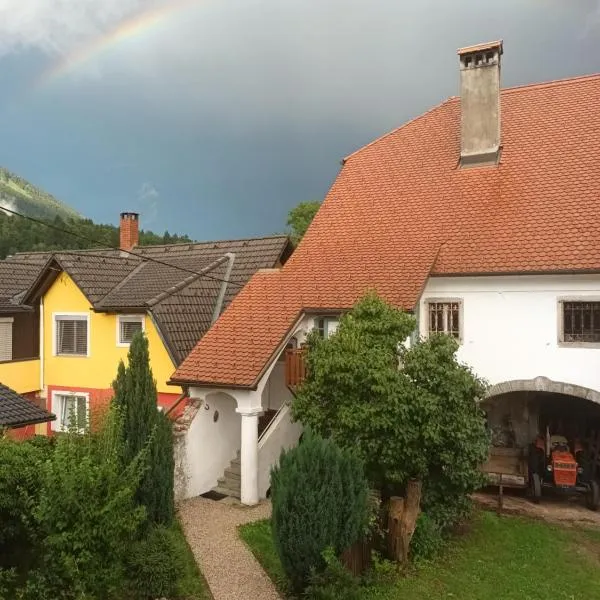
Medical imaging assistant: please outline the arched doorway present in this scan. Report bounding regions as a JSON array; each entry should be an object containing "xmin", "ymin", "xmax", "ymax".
[{"xmin": 481, "ymin": 377, "xmax": 600, "ymax": 489}]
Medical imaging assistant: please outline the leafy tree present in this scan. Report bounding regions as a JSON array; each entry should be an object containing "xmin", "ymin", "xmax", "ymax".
[
  {"xmin": 292, "ymin": 292, "xmax": 489, "ymax": 529},
  {"xmin": 112, "ymin": 332, "xmax": 175, "ymax": 525},
  {"xmin": 286, "ymin": 200, "xmax": 321, "ymax": 245},
  {"xmin": 24, "ymin": 409, "xmax": 146, "ymax": 599},
  {"xmin": 270, "ymin": 431, "xmax": 371, "ymax": 593}
]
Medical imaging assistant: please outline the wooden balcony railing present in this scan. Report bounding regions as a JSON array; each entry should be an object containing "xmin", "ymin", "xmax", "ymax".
[{"xmin": 284, "ymin": 349, "xmax": 306, "ymax": 391}]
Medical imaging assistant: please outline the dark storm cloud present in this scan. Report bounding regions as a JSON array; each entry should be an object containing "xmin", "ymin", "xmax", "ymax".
[{"xmin": 0, "ymin": 1, "xmax": 598, "ymax": 238}]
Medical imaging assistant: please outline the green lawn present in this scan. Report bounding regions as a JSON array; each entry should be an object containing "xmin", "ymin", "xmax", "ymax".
[
  {"xmin": 170, "ymin": 520, "xmax": 213, "ymax": 599},
  {"xmin": 239, "ymin": 511, "xmax": 600, "ymax": 600}
]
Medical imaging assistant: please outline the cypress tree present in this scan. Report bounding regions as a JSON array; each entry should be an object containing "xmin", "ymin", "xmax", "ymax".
[
  {"xmin": 112, "ymin": 332, "xmax": 174, "ymax": 524},
  {"xmin": 270, "ymin": 430, "xmax": 370, "ymax": 593}
]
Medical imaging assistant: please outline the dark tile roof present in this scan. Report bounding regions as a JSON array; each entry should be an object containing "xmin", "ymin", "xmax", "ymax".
[
  {"xmin": 0, "ymin": 383, "xmax": 55, "ymax": 428},
  {"xmin": 6, "ymin": 235, "xmax": 292, "ymax": 365},
  {"xmin": 0, "ymin": 261, "xmax": 42, "ymax": 313}
]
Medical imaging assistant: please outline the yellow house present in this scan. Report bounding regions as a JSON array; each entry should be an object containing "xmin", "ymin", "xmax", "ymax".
[{"xmin": 1, "ymin": 212, "xmax": 292, "ymax": 435}]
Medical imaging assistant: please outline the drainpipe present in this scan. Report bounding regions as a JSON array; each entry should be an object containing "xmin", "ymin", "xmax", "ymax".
[
  {"xmin": 211, "ymin": 253, "xmax": 235, "ymax": 324},
  {"xmin": 165, "ymin": 386, "xmax": 190, "ymax": 417},
  {"xmin": 39, "ymin": 296, "xmax": 44, "ymax": 394}
]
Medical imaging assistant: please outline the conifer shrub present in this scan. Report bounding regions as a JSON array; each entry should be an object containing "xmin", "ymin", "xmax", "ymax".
[
  {"xmin": 270, "ymin": 431, "xmax": 371, "ymax": 593},
  {"xmin": 112, "ymin": 332, "xmax": 175, "ymax": 525}
]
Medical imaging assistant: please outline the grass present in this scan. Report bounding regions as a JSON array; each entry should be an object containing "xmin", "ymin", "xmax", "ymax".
[
  {"xmin": 238, "ymin": 519, "xmax": 291, "ymax": 597},
  {"xmin": 239, "ymin": 511, "xmax": 600, "ymax": 600},
  {"xmin": 170, "ymin": 520, "xmax": 213, "ymax": 599}
]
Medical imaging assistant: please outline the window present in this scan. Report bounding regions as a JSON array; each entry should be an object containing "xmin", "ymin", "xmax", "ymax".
[
  {"xmin": 54, "ymin": 314, "xmax": 88, "ymax": 356},
  {"xmin": 427, "ymin": 301, "xmax": 461, "ymax": 339},
  {"xmin": 561, "ymin": 301, "xmax": 600, "ymax": 344},
  {"xmin": 117, "ymin": 315, "xmax": 144, "ymax": 345},
  {"xmin": 52, "ymin": 392, "xmax": 89, "ymax": 432},
  {"xmin": 314, "ymin": 317, "xmax": 339, "ymax": 339},
  {"xmin": 0, "ymin": 317, "xmax": 13, "ymax": 361}
]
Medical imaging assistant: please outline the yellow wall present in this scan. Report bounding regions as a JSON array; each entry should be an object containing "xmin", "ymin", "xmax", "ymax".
[
  {"xmin": 43, "ymin": 272, "xmax": 176, "ymax": 393},
  {"xmin": 0, "ymin": 358, "xmax": 40, "ymax": 394}
]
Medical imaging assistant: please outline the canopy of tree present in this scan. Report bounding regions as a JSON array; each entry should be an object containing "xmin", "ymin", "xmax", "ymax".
[{"xmin": 286, "ymin": 200, "xmax": 321, "ymax": 245}]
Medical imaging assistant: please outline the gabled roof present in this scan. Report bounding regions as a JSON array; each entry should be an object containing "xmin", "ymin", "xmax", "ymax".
[
  {"xmin": 0, "ymin": 261, "xmax": 43, "ymax": 313},
  {"xmin": 9, "ymin": 236, "xmax": 292, "ymax": 365},
  {"xmin": 172, "ymin": 73, "xmax": 600, "ymax": 388},
  {"xmin": 0, "ymin": 383, "xmax": 55, "ymax": 428}
]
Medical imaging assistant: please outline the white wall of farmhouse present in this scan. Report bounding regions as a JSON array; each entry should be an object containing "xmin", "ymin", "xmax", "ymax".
[{"xmin": 419, "ymin": 274, "xmax": 600, "ymax": 392}]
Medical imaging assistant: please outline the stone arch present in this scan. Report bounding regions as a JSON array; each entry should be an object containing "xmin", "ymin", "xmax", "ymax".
[{"xmin": 485, "ymin": 376, "xmax": 600, "ymax": 406}]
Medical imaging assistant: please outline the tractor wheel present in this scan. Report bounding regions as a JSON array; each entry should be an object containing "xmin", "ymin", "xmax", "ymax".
[
  {"xmin": 587, "ymin": 481, "xmax": 600, "ymax": 512},
  {"xmin": 530, "ymin": 473, "xmax": 542, "ymax": 504}
]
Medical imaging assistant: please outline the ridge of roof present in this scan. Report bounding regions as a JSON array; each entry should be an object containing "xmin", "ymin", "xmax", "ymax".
[
  {"xmin": 342, "ymin": 97, "xmax": 456, "ymax": 164},
  {"xmin": 95, "ymin": 260, "xmax": 147, "ymax": 306},
  {"xmin": 146, "ymin": 254, "xmax": 231, "ymax": 308},
  {"xmin": 132, "ymin": 233, "xmax": 289, "ymax": 252},
  {"xmin": 343, "ymin": 72, "xmax": 600, "ymax": 165}
]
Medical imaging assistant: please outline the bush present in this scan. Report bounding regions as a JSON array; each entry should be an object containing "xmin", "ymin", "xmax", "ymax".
[
  {"xmin": 270, "ymin": 431, "xmax": 371, "ymax": 593},
  {"xmin": 410, "ymin": 513, "xmax": 444, "ymax": 562},
  {"xmin": 0, "ymin": 437, "xmax": 48, "ymax": 591},
  {"xmin": 24, "ymin": 408, "xmax": 146, "ymax": 599},
  {"xmin": 303, "ymin": 548, "xmax": 361, "ymax": 600},
  {"xmin": 126, "ymin": 526, "xmax": 178, "ymax": 599}
]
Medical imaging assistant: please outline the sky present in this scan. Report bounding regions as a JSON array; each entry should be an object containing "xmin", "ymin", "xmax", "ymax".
[{"xmin": 0, "ymin": 0, "xmax": 598, "ymax": 240}]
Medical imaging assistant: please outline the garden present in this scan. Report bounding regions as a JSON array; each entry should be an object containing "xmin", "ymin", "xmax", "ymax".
[
  {"xmin": 0, "ymin": 333, "xmax": 209, "ymax": 600},
  {"xmin": 239, "ymin": 293, "xmax": 600, "ymax": 599}
]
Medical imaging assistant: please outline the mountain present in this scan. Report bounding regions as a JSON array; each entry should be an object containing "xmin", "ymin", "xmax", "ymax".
[
  {"xmin": 0, "ymin": 167, "xmax": 81, "ymax": 221},
  {"xmin": 0, "ymin": 168, "xmax": 192, "ymax": 259}
]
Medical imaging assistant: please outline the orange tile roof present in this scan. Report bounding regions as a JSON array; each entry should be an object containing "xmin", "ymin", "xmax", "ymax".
[{"xmin": 172, "ymin": 73, "xmax": 600, "ymax": 388}]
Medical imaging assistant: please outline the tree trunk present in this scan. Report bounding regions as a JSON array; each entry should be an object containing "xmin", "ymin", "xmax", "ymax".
[{"xmin": 387, "ymin": 480, "xmax": 422, "ymax": 564}]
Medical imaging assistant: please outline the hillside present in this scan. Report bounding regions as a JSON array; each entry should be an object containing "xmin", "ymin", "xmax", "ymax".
[
  {"xmin": 0, "ymin": 168, "xmax": 191, "ymax": 258},
  {"xmin": 0, "ymin": 167, "xmax": 81, "ymax": 221}
]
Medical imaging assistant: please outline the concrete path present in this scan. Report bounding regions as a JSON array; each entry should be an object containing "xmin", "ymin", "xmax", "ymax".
[{"xmin": 179, "ymin": 497, "xmax": 281, "ymax": 600}]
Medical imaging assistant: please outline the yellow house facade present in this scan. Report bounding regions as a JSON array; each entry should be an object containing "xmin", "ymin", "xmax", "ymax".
[{"xmin": 1, "ymin": 215, "xmax": 292, "ymax": 436}]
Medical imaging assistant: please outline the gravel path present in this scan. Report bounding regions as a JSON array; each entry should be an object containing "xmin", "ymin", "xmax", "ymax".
[{"xmin": 179, "ymin": 497, "xmax": 281, "ymax": 600}]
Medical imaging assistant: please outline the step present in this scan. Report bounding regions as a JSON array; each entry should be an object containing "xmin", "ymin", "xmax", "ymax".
[
  {"xmin": 218, "ymin": 476, "xmax": 241, "ymax": 491},
  {"xmin": 213, "ymin": 485, "xmax": 241, "ymax": 499},
  {"xmin": 224, "ymin": 465, "xmax": 241, "ymax": 478}
]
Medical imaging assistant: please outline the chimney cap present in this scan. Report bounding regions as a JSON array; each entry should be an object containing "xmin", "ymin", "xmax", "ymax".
[
  {"xmin": 120, "ymin": 211, "xmax": 139, "ymax": 219},
  {"xmin": 457, "ymin": 40, "xmax": 503, "ymax": 56}
]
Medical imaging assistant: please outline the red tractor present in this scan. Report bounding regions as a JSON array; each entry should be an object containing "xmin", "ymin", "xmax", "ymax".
[{"xmin": 528, "ymin": 428, "xmax": 600, "ymax": 510}]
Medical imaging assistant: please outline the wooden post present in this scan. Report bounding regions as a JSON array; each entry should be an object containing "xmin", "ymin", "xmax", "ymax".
[
  {"xmin": 498, "ymin": 474, "xmax": 504, "ymax": 512},
  {"xmin": 387, "ymin": 496, "xmax": 404, "ymax": 562},
  {"xmin": 399, "ymin": 480, "xmax": 422, "ymax": 563}
]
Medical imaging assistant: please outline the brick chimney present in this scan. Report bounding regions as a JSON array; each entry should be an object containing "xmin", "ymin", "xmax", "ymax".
[
  {"xmin": 457, "ymin": 40, "xmax": 503, "ymax": 167},
  {"xmin": 119, "ymin": 212, "xmax": 139, "ymax": 252}
]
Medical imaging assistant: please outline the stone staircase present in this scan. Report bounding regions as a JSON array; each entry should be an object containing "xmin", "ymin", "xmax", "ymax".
[{"xmin": 212, "ymin": 450, "xmax": 241, "ymax": 499}]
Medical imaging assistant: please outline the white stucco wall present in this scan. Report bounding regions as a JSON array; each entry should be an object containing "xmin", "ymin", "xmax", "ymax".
[
  {"xmin": 262, "ymin": 361, "xmax": 294, "ymax": 410},
  {"xmin": 257, "ymin": 403, "xmax": 303, "ymax": 498},
  {"xmin": 174, "ymin": 393, "xmax": 240, "ymax": 501},
  {"xmin": 419, "ymin": 274, "xmax": 600, "ymax": 392}
]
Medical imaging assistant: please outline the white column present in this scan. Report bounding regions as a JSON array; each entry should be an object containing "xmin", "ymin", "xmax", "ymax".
[{"xmin": 239, "ymin": 408, "xmax": 261, "ymax": 505}]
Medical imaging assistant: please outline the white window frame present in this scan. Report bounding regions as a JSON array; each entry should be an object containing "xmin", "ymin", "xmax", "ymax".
[
  {"xmin": 51, "ymin": 390, "xmax": 90, "ymax": 433},
  {"xmin": 0, "ymin": 317, "xmax": 14, "ymax": 362},
  {"xmin": 424, "ymin": 298, "xmax": 464, "ymax": 343},
  {"xmin": 558, "ymin": 297, "xmax": 600, "ymax": 348},
  {"xmin": 116, "ymin": 314, "xmax": 145, "ymax": 347},
  {"xmin": 313, "ymin": 316, "xmax": 340, "ymax": 339},
  {"xmin": 52, "ymin": 312, "xmax": 90, "ymax": 357}
]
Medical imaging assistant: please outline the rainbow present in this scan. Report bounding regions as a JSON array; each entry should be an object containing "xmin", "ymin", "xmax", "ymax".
[{"xmin": 36, "ymin": 0, "xmax": 200, "ymax": 88}]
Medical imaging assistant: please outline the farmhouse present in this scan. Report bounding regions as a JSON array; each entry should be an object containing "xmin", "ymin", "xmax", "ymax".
[{"xmin": 169, "ymin": 40, "xmax": 600, "ymax": 505}]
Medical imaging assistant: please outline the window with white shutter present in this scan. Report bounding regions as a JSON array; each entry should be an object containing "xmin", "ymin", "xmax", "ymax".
[
  {"xmin": 55, "ymin": 314, "xmax": 88, "ymax": 356},
  {"xmin": 117, "ymin": 315, "xmax": 144, "ymax": 345},
  {"xmin": 0, "ymin": 317, "xmax": 13, "ymax": 361},
  {"xmin": 52, "ymin": 392, "xmax": 89, "ymax": 432}
]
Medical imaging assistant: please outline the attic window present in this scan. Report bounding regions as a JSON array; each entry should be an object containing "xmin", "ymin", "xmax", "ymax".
[
  {"xmin": 118, "ymin": 315, "xmax": 145, "ymax": 346},
  {"xmin": 0, "ymin": 317, "xmax": 13, "ymax": 362}
]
